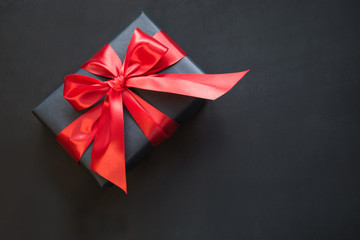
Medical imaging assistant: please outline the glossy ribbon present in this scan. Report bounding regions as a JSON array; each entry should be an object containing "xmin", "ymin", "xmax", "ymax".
[{"xmin": 57, "ymin": 28, "xmax": 249, "ymax": 193}]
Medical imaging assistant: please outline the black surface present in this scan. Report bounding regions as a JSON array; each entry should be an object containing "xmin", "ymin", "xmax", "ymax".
[{"xmin": 1, "ymin": 1, "xmax": 360, "ymax": 239}]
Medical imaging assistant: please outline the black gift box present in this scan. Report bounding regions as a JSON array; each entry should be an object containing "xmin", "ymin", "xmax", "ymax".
[{"xmin": 33, "ymin": 12, "xmax": 204, "ymax": 187}]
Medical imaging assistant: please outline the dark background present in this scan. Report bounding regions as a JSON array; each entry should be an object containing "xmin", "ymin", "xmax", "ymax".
[{"xmin": 1, "ymin": 0, "xmax": 360, "ymax": 239}]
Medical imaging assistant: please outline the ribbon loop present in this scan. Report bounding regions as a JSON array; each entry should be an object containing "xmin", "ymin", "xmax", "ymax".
[
  {"xmin": 63, "ymin": 74, "xmax": 109, "ymax": 110},
  {"xmin": 81, "ymin": 44, "xmax": 122, "ymax": 78},
  {"xmin": 121, "ymin": 28, "xmax": 168, "ymax": 78}
]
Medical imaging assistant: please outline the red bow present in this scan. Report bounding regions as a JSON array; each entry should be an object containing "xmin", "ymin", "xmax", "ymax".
[{"xmin": 56, "ymin": 28, "xmax": 249, "ymax": 193}]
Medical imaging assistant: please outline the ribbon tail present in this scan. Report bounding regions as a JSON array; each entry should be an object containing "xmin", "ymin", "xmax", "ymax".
[
  {"xmin": 56, "ymin": 103, "xmax": 103, "ymax": 162},
  {"xmin": 126, "ymin": 70, "xmax": 249, "ymax": 100},
  {"xmin": 90, "ymin": 90, "xmax": 127, "ymax": 193},
  {"xmin": 123, "ymin": 89, "xmax": 180, "ymax": 146}
]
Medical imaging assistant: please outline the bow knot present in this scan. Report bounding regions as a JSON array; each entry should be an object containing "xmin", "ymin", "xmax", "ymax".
[{"xmin": 107, "ymin": 75, "xmax": 125, "ymax": 91}]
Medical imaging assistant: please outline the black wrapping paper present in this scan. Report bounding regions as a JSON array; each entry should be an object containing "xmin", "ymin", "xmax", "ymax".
[{"xmin": 33, "ymin": 12, "xmax": 204, "ymax": 186}]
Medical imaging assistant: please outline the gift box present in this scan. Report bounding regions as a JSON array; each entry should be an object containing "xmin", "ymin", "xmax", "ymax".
[
  {"xmin": 33, "ymin": 12, "xmax": 248, "ymax": 192},
  {"xmin": 33, "ymin": 13, "xmax": 205, "ymax": 187}
]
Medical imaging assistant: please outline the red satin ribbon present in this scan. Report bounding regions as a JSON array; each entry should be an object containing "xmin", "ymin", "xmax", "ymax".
[{"xmin": 57, "ymin": 28, "xmax": 249, "ymax": 193}]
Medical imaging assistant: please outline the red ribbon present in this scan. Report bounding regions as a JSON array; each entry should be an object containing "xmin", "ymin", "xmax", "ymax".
[{"xmin": 56, "ymin": 28, "xmax": 249, "ymax": 193}]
